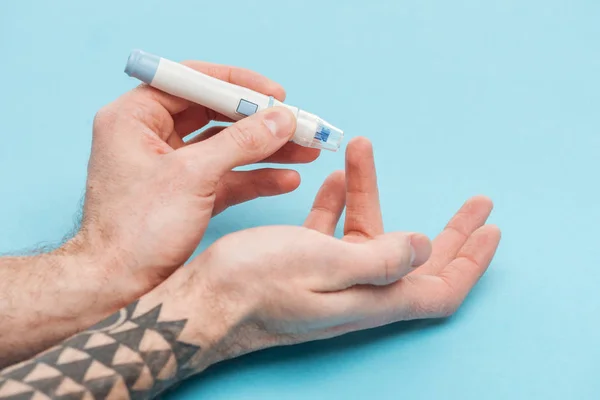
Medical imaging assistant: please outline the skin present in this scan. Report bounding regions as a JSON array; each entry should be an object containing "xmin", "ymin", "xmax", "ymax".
[
  {"xmin": 0, "ymin": 60, "xmax": 501, "ymax": 399},
  {"xmin": 0, "ymin": 138, "xmax": 501, "ymax": 400},
  {"xmin": 0, "ymin": 61, "xmax": 318, "ymax": 366}
]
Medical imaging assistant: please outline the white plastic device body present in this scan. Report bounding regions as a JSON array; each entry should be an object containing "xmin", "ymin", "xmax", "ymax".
[{"xmin": 125, "ymin": 50, "xmax": 343, "ymax": 151}]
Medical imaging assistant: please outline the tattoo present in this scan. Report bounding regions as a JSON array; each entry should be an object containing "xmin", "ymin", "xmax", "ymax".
[{"xmin": 0, "ymin": 301, "xmax": 200, "ymax": 399}]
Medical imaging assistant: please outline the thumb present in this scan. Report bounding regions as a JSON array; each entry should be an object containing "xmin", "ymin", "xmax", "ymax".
[
  {"xmin": 326, "ymin": 233, "xmax": 432, "ymax": 290},
  {"xmin": 183, "ymin": 106, "xmax": 296, "ymax": 175}
]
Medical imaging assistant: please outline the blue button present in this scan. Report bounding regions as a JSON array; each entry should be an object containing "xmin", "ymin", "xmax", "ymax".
[{"xmin": 236, "ymin": 99, "xmax": 258, "ymax": 116}]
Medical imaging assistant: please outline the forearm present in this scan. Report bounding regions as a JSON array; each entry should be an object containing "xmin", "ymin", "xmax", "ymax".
[
  {"xmin": 0, "ymin": 238, "xmax": 143, "ymax": 367},
  {"xmin": 0, "ymin": 271, "xmax": 230, "ymax": 400}
]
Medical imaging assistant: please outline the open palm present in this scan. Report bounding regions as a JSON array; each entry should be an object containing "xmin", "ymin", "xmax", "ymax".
[{"xmin": 303, "ymin": 137, "xmax": 501, "ymax": 326}]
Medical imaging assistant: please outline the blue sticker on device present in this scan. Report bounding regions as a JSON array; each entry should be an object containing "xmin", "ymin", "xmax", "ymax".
[
  {"xmin": 315, "ymin": 126, "xmax": 331, "ymax": 142},
  {"xmin": 236, "ymin": 99, "xmax": 258, "ymax": 116}
]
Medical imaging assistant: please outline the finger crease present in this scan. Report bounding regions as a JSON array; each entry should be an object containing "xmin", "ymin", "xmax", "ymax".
[
  {"xmin": 454, "ymin": 253, "xmax": 482, "ymax": 270},
  {"xmin": 443, "ymin": 225, "xmax": 469, "ymax": 241},
  {"xmin": 310, "ymin": 205, "xmax": 340, "ymax": 218},
  {"xmin": 343, "ymin": 230, "xmax": 373, "ymax": 239}
]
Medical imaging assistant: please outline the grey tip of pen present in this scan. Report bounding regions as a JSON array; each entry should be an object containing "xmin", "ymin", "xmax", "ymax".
[{"xmin": 124, "ymin": 49, "xmax": 159, "ymax": 84}]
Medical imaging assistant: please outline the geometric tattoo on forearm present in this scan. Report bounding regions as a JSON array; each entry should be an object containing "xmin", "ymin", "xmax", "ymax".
[{"xmin": 0, "ymin": 300, "xmax": 200, "ymax": 399}]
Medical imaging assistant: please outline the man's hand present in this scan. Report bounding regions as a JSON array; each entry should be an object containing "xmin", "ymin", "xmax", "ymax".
[
  {"xmin": 82, "ymin": 62, "xmax": 319, "ymax": 291},
  {"xmin": 175, "ymin": 137, "xmax": 501, "ymax": 355},
  {"xmin": 0, "ymin": 62, "xmax": 318, "ymax": 366},
  {"xmin": 0, "ymin": 138, "xmax": 500, "ymax": 399}
]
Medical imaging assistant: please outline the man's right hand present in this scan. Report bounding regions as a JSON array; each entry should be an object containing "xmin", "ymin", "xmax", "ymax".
[
  {"xmin": 78, "ymin": 62, "xmax": 320, "ymax": 295},
  {"xmin": 0, "ymin": 62, "xmax": 318, "ymax": 366}
]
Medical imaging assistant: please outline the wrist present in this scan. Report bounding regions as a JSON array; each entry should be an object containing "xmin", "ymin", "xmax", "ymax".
[
  {"xmin": 46, "ymin": 234, "xmax": 147, "ymax": 322},
  {"xmin": 0, "ymin": 239, "xmax": 148, "ymax": 365},
  {"xmin": 145, "ymin": 264, "xmax": 259, "ymax": 371}
]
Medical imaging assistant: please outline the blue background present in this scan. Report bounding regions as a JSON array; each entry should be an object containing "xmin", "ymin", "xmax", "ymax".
[{"xmin": 1, "ymin": 0, "xmax": 599, "ymax": 398}]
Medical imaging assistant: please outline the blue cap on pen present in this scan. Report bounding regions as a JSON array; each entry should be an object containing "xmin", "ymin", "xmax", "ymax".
[{"xmin": 124, "ymin": 49, "xmax": 160, "ymax": 84}]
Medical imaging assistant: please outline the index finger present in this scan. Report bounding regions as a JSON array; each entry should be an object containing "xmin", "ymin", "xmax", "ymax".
[
  {"xmin": 113, "ymin": 60, "xmax": 286, "ymax": 131},
  {"xmin": 171, "ymin": 62, "xmax": 288, "ymax": 138}
]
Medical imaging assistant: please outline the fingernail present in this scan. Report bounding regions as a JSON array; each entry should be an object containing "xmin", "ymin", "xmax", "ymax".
[
  {"xmin": 409, "ymin": 234, "xmax": 432, "ymax": 267},
  {"xmin": 264, "ymin": 108, "xmax": 294, "ymax": 139},
  {"xmin": 410, "ymin": 243, "xmax": 417, "ymax": 266}
]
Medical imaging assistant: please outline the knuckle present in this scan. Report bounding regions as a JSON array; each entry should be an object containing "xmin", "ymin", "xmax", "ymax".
[
  {"xmin": 165, "ymin": 153, "xmax": 204, "ymax": 186},
  {"xmin": 169, "ymin": 152, "xmax": 195, "ymax": 174},
  {"xmin": 163, "ymin": 150, "xmax": 221, "ymax": 195},
  {"xmin": 216, "ymin": 177, "xmax": 241, "ymax": 208},
  {"xmin": 226, "ymin": 121, "xmax": 268, "ymax": 153},
  {"xmin": 378, "ymin": 235, "xmax": 412, "ymax": 283},
  {"xmin": 128, "ymin": 96, "xmax": 173, "ymax": 134},
  {"xmin": 437, "ymin": 300, "xmax": 459, "ymax": 318},
  {"xmin": 410, "ymin": 299, "xmax": 441, "ymax": 318},
  {"xmin": 205, "ymin": 237, "xmax": 228, "ymax": 260},
  {"xmin": 409, "ymin": 286, "xmax": 460, "ymax": 318},
  {"xmin": 207, "ymin": 234, "xmax": 253, "ymax": 273},
  {"xmin": 93, "ymin": 106, "xmax": 118, "ymax": 133}
]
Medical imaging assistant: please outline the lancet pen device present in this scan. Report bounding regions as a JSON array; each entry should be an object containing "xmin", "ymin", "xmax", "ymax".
[{"xmin": 124, "ymin": 49, "xmax": 344, "ymax": 151}]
